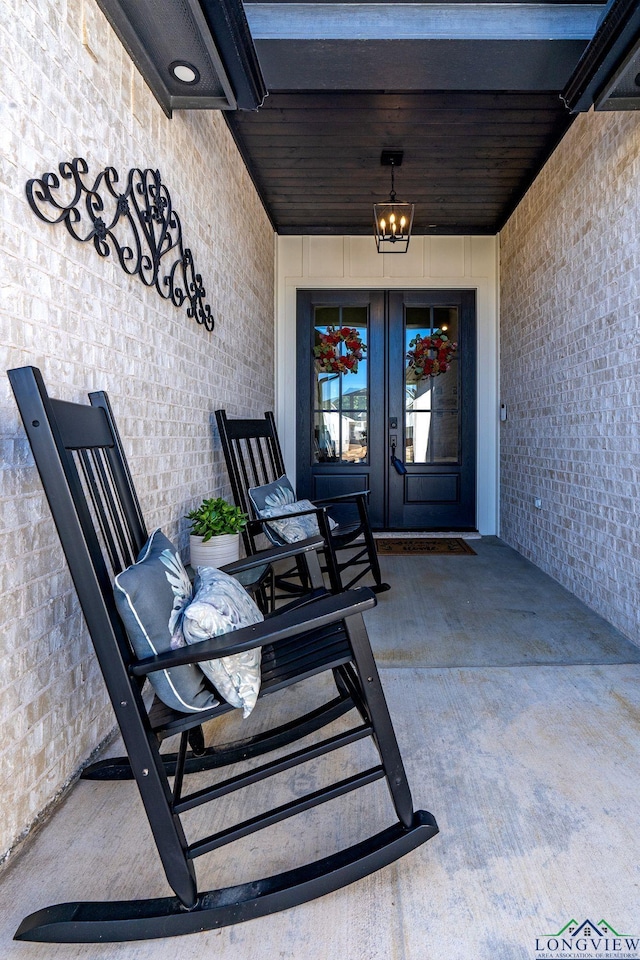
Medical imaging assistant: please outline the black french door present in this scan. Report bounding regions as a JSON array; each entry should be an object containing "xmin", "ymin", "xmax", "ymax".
[{"xmin": 296, "ymin": 289, "xmax": 476, "ymax": 530}]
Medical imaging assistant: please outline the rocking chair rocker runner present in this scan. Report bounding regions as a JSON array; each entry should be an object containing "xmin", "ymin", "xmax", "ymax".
[
  {"xmin": 8, "ymin": 366, "xmax": 437, "ymax": 944},
  {"xmin": 215, "ymin": 409, "xmax": 390, "ymax": 595}
]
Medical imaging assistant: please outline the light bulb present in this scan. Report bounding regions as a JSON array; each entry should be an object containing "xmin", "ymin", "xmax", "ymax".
[
  {"xmin": 400, "ymin": 216, "xmax": 406, "ymax": 229},
  {"xmin": 390, "ymin": 213, "xmax": 396, "ymax": 223},
  {"xmin": 380, "ymin": 218, "xmax": 386, "ymax": 232}
]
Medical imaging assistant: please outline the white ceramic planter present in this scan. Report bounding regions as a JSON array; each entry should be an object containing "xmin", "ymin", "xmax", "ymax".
[{"xmin": 189, "ymin": 533, "xmax": 240, "ymax": 569}]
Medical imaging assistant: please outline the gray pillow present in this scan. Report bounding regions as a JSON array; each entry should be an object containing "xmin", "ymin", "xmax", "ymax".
[
  {"xmin": 182, "ymin": 567, "xmax": 264, "ymax": 717},
  {"xmin": 249, "ymin": 475, "xmax": 336, "ymax": 543},
  {"xmin": 114, "ymin": 529, "xmax": 219, "ymax": 714}
]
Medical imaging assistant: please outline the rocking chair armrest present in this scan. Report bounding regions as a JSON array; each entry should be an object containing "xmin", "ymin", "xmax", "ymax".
[
  {"xmin": 219, "ymin": 536, "xmax": 324, "ymax": 574},
  {"xmin": 130, "ymin": 587, "xmax": 377, "ymax": 677},
  {"xmin": 312, "ymin": 489, "xmax": 369, "ymax": 506}
]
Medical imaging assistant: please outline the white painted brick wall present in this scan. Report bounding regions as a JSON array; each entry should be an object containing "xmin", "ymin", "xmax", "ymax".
[
  {"xmin": 0, "ymin": 0, "xmax": 274, "ymax": 860},
  {"xmin": 500, "ymin": 109, "xmax": 640, "ymax": 644}
]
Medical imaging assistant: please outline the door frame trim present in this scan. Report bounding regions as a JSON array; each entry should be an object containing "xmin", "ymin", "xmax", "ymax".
[{"xmin": 274, "ymin": 234, "xmax": 499, "ymax": 535}]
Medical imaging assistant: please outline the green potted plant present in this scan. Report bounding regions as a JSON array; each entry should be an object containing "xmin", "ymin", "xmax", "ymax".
[{"xmin": 185, "ymin": 497, "xmax": 248, "ymax": 568}]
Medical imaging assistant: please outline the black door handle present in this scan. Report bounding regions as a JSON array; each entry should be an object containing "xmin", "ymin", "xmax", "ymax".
[{"xmin": 390, "ymin": 439, "xmax": 408, "ymax": 475}]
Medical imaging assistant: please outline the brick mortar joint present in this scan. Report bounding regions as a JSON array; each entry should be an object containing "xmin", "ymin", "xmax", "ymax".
[{"xmin": 0, "ymin": 723, "xmax": 120, "ymax": 873}]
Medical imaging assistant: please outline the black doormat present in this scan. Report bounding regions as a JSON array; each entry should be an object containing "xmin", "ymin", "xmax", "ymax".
[{"xmin": 376, "ymin": 537, "xmax": 476, "ymax": 556}]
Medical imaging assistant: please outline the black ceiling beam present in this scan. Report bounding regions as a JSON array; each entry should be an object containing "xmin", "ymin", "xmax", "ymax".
[
  {"xmin": 199, "ymin": 0, "xmax": 267, "ymax": 109},
  {"xmin": 251, "ymin": 39, "xmax": 591, "ymax": 91},
  {"xmin": 562, "ymin": 0, "xmax": 640, "ymax": 111},
  {"xmin": 95, "ymin": 0, "xmax": 266, "ymax": 115},
  {"xmin": 245, "ymin": 1, "xmax": 603, "ymax": 91}
]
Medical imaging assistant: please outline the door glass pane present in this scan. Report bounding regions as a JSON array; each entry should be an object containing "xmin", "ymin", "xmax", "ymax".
[
  {"xmin": 313, "ymin": 306, "xmax": 368, "ymax": 463},
  {"xmin": 405, "ymin": 306, "xmax": 459, "ymax": 463}
]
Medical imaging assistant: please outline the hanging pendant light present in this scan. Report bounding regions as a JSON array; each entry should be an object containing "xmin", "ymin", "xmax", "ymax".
[{"xmin": 373, "ymin": 150, "xmax": 415, "ymax": 254}]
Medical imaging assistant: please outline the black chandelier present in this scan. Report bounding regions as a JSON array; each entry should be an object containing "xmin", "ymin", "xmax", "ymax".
[
  {"xmin": 26, "ymin": 158, "xmax": 214, "ymax": 332},
  {"xmin": 373, "ymin": 151, "xmax": 415, "ymax": 254}
]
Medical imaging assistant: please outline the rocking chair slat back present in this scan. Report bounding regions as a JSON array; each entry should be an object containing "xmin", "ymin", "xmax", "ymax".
[
  {"xmin": 216, "ymin": 409, "xmax": 391, "ymax": 595},
  {"xmin": 219, "ymin": 412, "xmax": 284, "ymax": 516}
]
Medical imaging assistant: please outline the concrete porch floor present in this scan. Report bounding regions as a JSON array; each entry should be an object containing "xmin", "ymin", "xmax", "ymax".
[{"xmin": 2, "ymin": 537, "xmax": 640, "ymax": 959}]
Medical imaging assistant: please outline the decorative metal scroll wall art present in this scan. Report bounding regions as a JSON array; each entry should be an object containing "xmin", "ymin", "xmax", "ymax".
[{"xmin": 26, "ymin": 158, "xmax": 214, "ymax": 331}]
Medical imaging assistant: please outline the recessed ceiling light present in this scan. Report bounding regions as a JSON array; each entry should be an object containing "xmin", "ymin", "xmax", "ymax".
[{"xmin": 169, "ymin": 61, "xmax": 200, "ymax": 85}]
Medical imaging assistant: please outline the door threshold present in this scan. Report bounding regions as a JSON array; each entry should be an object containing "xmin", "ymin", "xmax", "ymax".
[{"xmin": 373, "ymin": 531, "xmax": 481, "ymax": 540}]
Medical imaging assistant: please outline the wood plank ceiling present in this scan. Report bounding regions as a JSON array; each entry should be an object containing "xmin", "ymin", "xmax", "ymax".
[
  {"xmin": 225, "ymin": 0, "xmax": 609, "ymax": 235},
  {"xmin": 226, "ymin": 89, "xmax": 575, "ymax": 235}
]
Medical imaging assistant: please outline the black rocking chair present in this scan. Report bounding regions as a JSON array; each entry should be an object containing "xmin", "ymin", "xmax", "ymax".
[
  {"xmin": 215, "ymin": 409, "xmax": 390, "ymax": 595},
  {"xmin": 8, "ymin": 366, "xmax": 437, "ymax": 944}
]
